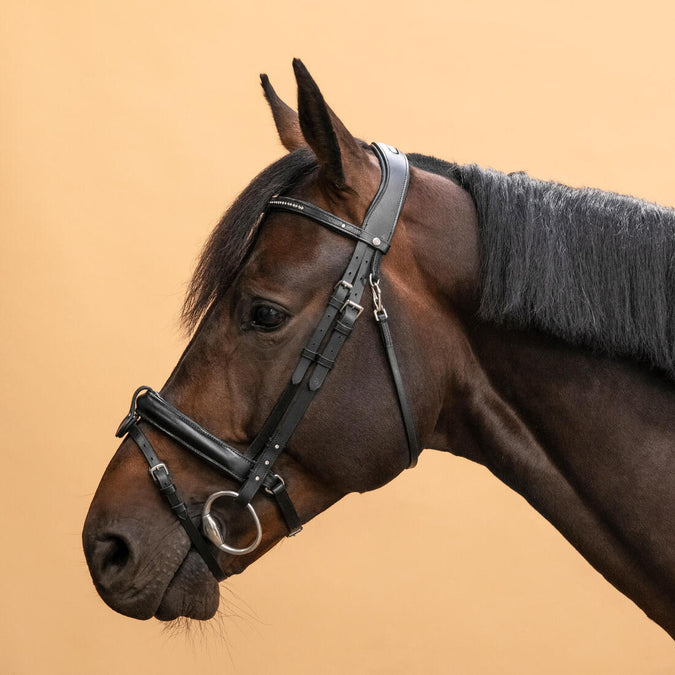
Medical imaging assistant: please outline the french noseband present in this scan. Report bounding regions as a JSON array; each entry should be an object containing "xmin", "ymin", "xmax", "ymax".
[{"xmin": 115, "ymin": 143, "xmax": 419, "ymax": 580}]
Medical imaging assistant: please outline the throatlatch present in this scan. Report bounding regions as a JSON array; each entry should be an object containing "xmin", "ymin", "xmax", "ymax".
[{"xmin": 115, "ymin": 143, "xmax": 419, "ymax": 580}]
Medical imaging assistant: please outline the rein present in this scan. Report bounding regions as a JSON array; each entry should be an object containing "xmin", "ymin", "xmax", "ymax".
[{"xmin": 115, "ymin": 143, "xmax": 418, "ymax": 580}]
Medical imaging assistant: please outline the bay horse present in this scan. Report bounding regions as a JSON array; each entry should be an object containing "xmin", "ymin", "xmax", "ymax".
[{"xmin": 83, "ymin": 60, "xmax": 675, "ymax": 638}]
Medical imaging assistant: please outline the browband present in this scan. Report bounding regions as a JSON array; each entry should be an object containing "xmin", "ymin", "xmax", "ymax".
[{"xmin": 267, "ymin": 198, "xmax": 391, "ymax": 252}]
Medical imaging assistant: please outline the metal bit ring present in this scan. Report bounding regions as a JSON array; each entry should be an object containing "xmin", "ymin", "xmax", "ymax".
[{"xmin": 201, "ymin": 490, "xmax": 262, "ymax": 556}]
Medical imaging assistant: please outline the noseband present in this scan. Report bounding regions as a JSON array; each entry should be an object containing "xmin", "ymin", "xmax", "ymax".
[{"xmin": 115, "ymin": 143, "xmax": 419, "ymax": 581}]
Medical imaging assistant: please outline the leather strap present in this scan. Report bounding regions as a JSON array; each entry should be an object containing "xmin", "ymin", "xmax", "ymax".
[
  {"xmin": 291, "ymin": 256, "xmax": 365, "ymax": 385},
  {"xmin": 375, "ymin": 312, "xmax": 419, "ymax": 467},
  {"xmin": 134, "ymin": 390, "xmax": 303, "ymax": 534},
  {"xmin": 127, "ymin": 423, "xmax": 226, "ymax": 581},
  {"xmin": 267, "ymin": 198, "xmax": 391, "ymax": 253},
  {"xmin": 265, "ymin": 474, "xmax": 302, "ymax": 535},
  {"xmin": 235, "ymin": 293, "xmax": 368, "ymax": 507},
  {"xmin": 233, "ymin": 144, "xmax": 410, "ymax": 507},
  {"xmin": 136, "ymin": 392, "xmax": 257, "ymax": 483}
]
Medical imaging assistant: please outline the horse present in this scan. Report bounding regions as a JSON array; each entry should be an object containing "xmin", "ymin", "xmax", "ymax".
[{"xmin": 83, "ymin": 59, "xmax": 675, "ymax": 638}]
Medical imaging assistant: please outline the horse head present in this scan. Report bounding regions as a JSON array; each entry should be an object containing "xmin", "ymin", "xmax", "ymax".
[{"xmin": 82, "ymin": 60, "xmax": 479, "ymax": 621}]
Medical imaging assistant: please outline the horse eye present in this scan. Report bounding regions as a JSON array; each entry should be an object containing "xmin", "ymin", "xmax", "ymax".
[{"xmin": 251, "ymin": 304, "xmax": 287, "ymax": 331}]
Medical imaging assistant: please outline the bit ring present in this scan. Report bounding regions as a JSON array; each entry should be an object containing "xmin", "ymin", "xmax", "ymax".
[{"xmin": 202, "ymin": 491, "xmax": 262, "ymax": 555}]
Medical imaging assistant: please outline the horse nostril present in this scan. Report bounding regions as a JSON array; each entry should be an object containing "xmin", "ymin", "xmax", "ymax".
[
  {"xmin": 84, "ymin": 530, "xmax": 137, "ymax": 590},
  {"xmin": 99, "ymin": 535, "xmax": 131, "ymax": 574}
]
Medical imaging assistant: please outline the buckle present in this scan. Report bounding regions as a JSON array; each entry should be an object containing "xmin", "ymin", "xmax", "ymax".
[
  {"xmin": 263, "ymin": 473, "xmax": 286, "ymax": 496},
  {"xmin": 148, "ymin": 462, "xmax": 169, "ymax": 483},
  {"xmin": 335, "ymin": 279, "xmax": 353, "ymax": 292},
  {"xmin": 340, "ymin": 299, "xmax": 364, "ymax": 319}
]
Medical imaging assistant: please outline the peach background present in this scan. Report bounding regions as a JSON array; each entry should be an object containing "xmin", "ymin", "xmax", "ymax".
[{"xmin": 2, "ymin": 1, "xmax": 674, "ymax": 673}]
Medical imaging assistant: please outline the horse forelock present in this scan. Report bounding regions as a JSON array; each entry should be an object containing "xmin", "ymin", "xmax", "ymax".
[
  {"xmin": 408, "ymin": 153, "xmax": 675, "ymax": 379},
  {"xmin": 181, "ymin": 148, "xmax": 317, "ymax": 332}
]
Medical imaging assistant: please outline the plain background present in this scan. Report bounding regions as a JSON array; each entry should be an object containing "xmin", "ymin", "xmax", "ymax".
[{"xmin": 2, "ymin": 1, "xmax": 674, "ymax": 673}]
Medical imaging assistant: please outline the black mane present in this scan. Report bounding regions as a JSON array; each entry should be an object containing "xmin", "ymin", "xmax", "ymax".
[
  {"xmin": 182, "ymin": 148, "xmax": 317, "ymax": 329},
  {"xmin": 185, "ymin": 148, "xmax": 675, "ymax": 378},
  {"xmin": 409, "ymin": 153, "xmax": 675, "ymax": 378}
]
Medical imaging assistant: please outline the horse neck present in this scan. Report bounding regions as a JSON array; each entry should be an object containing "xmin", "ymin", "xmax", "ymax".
[
  {"xmin": 417, "ymin": 174, "xmax": 675, "ymax": 636},
  {"xmin": 449, "ymin": 321, "xmax": 675, "ymax": 634},
  {"xmin": 454, "ymin": 321, "xmax": 675, "ymax": 480}
]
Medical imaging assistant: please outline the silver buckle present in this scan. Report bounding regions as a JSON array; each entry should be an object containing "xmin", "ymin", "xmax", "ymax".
[
  {"xmin": 335, "ymin": 279, "xmax": 353, "ymax": 292},
  {"xmin": 340, "ymin": 299, "xmax": 364, "ymax": 319},
  {"xmin": 148, "ymin": 462, "xmax": 168, "ymax": 483}
]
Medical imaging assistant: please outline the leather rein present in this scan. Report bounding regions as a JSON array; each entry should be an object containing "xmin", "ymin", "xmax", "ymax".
[{"xmin": 115, "ymin": 143, "xmax": 419, "ymax": 581}]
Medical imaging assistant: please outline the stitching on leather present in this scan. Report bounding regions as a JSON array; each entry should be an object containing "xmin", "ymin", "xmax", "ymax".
[
  {"xmin": 144, "ymin": 418, "xmax": 254, "ymax": 474},
  {"xmin": 142, "ymin": 394, "xmax": 247, "ymax": 458}
]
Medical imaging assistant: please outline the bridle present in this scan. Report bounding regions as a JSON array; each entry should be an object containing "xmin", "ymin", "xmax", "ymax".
[
  {"xmin": 115, "ymin": 143, "xmax": 418, "ymax": 578},
  {"xmin": 115, "ymin": 143, "xmax": 419, "ymax": 581}
]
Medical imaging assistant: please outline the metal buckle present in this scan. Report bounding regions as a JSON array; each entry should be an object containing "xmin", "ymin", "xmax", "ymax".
[
  {"xmin": 148, "ymin": 462, "xmax": 168, "ymax": 483},
  {"xmin": 335, "ymin": 279, "xmax": 353, "ymax": 292},
  {"xmin": 340, "ymin": 298, "xmax": 364, "ymax": 319},
  {"xmin": 263, "ymin": 473, "xmax": 285, "ymax": 496},
  {"xmin": 202, "ymin": 490, "xmax": 263, "ymax": 556}
]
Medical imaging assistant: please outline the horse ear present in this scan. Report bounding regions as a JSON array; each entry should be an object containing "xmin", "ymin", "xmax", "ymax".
[
  {"xmin": 292, "ymin": 58, "xmax": 367, "ymax": 190},
  {"xmin": 260, "ymin": 74, "xmax": 305, "ymax": 152}
]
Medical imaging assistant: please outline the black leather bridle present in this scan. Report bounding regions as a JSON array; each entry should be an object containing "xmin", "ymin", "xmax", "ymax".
[{"xmin": 115, "ymin": 143, "xmax": 419, "ymax": 581}]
